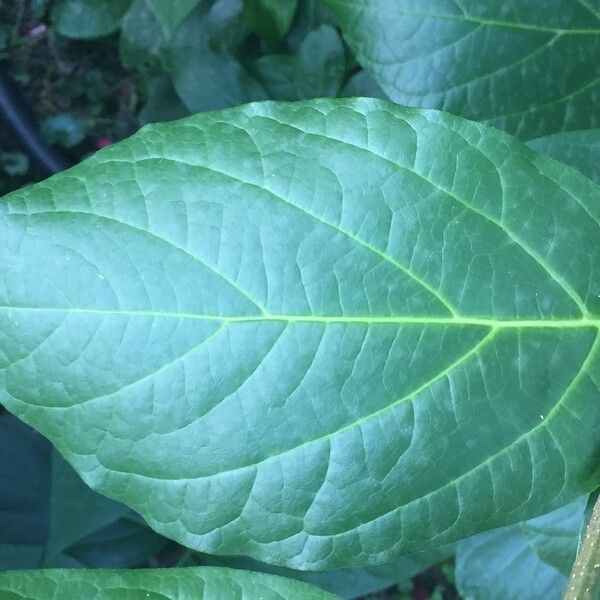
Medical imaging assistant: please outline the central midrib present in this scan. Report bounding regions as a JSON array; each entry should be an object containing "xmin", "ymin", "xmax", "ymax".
[{"xmin": 1, "ymin": 305, "xmax": 599, "ymax": 329}]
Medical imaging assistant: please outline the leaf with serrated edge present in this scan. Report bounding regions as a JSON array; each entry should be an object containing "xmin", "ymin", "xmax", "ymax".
[
  {"xmin": 1, "ymin": 99, "xmax": 600, "ymax": 570},
  {"xmin": 0, "ymin": 567, "xmax": 338, "ymax": 599},
  {"xmin": 319, "ymin": 0, "xmax": 600, "ymax": 139}
]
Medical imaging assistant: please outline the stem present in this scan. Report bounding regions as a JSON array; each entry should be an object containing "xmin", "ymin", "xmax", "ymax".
[{"xmin": 564, "ymin": 493, "xmax": 600, "ymax": 600}]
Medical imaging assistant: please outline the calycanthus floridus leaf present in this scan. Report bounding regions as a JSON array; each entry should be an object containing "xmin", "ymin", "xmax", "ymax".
[
  {"xmin": 319, "ymin": 0, "xmax": 600, "ymax": 140},
  {"xmin": 1, "ymin": 98, "xmax": 600, "ymax": 570}
]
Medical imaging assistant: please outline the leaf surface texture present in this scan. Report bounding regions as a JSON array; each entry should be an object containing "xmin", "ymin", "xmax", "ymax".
[{"xmin": 1, "ymin": 99, "xmax": 600, "ymax": 569}]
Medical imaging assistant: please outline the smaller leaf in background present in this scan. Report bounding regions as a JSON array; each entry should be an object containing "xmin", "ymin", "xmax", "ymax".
[
  {"xmin": 0, "ymin": 152, "xmax": 29, "ymax": 177},
  {"xmin": 147, "ymin": 0, "xmax": 202, "ymax": 37},
  {"xmin": 172, "ymin": 52, "xmax": 267, "ymax": 111},
  {"xmin": 64, "ymin": 517, "xmax": 168, "ymax": 568},
  {"xmin": 527, "ymin": 131, "xmax": 600, "ymax": 185},
  {"xmin": 286, "ymin": 0, "xmax": 336, "ymax": 51},
  {"xmin": 456, "ymin": 524, "xmax": 567, "ymax": 600},
  {"xmin": 521, "ymin": 497, "xmax": 587, "ymax": 576},
  {"xmin": 244, "ymin": 0, "xmax": 298, "ymax": 46},
  {"xmin": 194, "ymin": 545, "xmax": 454, "ymax": 599},
  {"xmin": 0, "ymin": 413, "xmax": 166, "ymax": 571},
  {"xmin": 119, "ymin": 0, "xmax": 166, "ymax": 69},
  {"xmin": 44, "ymin": 451, "xmax": 131, "ymax": 565},
  {"xmin": 41, "ymin": 113, "xmax": 86, "ymax": 149},
  {"xmin": 207, "ymin": 0, "xmax": 248, "ymax": 50},
  {"xmin": 251, "ymin": 25, "xmax": 344, "ymax": 100},
  {"xmin": 0, "ymin": 567, "xmax": 340, "ymax": 599},
  {"xmin": 341, "ymin": 70, "xmax": 386, "ymax": 99},
  {"xmin": 165, "ymin": 1, "xmax": 266, "ymax": 112},
  {"xmin": 321, "ymin": 0, "xmax": 600, "ymax": 140},
  {"xmin": 139, "ymin": 76, "xmax": 189, "ymax": 124},
  {"xmin": 456, "ymin": 500, "xmax": 586, "ymax": 600},
  {"xmin": 52, "ymin": 0, "xmax": 132, "ymax": 39},
  {"xmin": 0, "ymin": 415, "xmax": 51, "ymax": 558}
]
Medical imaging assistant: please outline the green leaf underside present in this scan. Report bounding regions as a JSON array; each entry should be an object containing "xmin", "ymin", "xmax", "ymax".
[
  {"xmin": 320, "ymin": 0, "xmax": 600, "ymax": 139},
  {"xmin": 147, "ymin": 0, "xmax": 201, "ymax": 35},
  {"xmin": 456, "ymin": 524, "xmax": 567, "ymax": 600},
  {"xmin": 1, "ymin": 99, "xmax": 600, "ymax": 570},
  {"xmin": 0, "ymin": 567, "xmax": 337, "ymax": 599},
  {"xmin": 53, "ymin": 0, "xmax": 131, "ymax": 39}
]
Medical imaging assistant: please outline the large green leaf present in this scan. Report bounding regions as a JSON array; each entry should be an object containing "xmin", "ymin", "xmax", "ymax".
[
  {"xmin": 52, "ymin": 0, "xmax": 131, "ymax": 39},
  {"xmin": 1, "ymin": 99, "xmax": 600, "ymax": 570},
  {"xmin": 0, "ymin": 567, "xmax": 338, "ymax": 599},
  {"xmin": 320, "ymin": 0, "xmax": 600, "ymax": 139}
]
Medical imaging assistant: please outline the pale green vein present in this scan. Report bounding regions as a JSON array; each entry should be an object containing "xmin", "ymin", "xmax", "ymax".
[
  {"xmin": 0, "ymin": 306, "xmax": 599, "ymax": 328},
  {"xmin": 323, "ymin": 0, "xmax": 600, "ymax": 34},
  {"xmin": 331, "ymin": 328, "xmax": 600, "ymax": 539},
  {"xmin": 8, "ymin": 209, "xmax": 267, "ymax": 316},
  {"xmin": 393, "ymin": 33, "xmax": 562, "ymax": 99},
  {"xmin": 87, "ymin": 328, "xmax": 498, "ymax": 482},
  {"xmin": 490, "ymin": 73, "xmax": 600, "ymax": 125},
  {"xmin": 93, "ymin": 156, "xmax": 460, "ymax": 317},
  {"xmin": 259, "ymin": 115, "xmax": 590, "ymax": 316}
]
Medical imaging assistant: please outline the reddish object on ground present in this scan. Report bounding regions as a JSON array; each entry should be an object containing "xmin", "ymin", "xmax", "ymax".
[
  {"xmin": 413, "ymin": 588, "xmax": 429, "ymax": 600},
  {"xmin": 96, "ymin": 138, "xmax": 112, "ymax": 149}
]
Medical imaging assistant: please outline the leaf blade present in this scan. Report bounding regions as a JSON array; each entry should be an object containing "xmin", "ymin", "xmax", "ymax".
[{"xmin": 1, "ymin": 99, "xmax": 600, "ymax": 569}]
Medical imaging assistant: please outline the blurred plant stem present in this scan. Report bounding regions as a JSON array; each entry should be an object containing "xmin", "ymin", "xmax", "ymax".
[{"xmin": 564, "ymin": 491, "xmax": 600, "ymax": 600}]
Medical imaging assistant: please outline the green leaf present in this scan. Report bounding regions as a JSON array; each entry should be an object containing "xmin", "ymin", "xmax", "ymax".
[
  {"xmin": 286, "ymin": 0, "xmax": 336, "ymax": 51},
  {"xmin": 119, "ymin": 0, "xmax": 166, "ymax": 69},
  {"xmin": 456, "ymin": 524, "xmax": 567, "ymax": 600},
  {"xmin": 520, "ymin": 498, "xmax": 586, "ymax": 575},
  {"xmin": 0, "ymin": 567, "xmax": 338, "ymax": 599},
  {"xmin": 528, "ymin": 130, "xmax": 600, "ymax": 184},
  {"xmin": 44, "ymin": 451, "xmax": 131, "ymax": 564},
  {"xmin": 139, "ymin": 76, "xmax": 190, "ymax": 125},
  {"xmin": 244, "ymin": 0, "xmax": 298, "ymax": 46},
  {"xmin": 147, "ymin": 0, "xmax": 202, "ymax": 36},
  {"xmin": 196, "ymin": 545, "xmax": 454, "ymax": 598},
  {"xmin": 251, "ymin": 25, "xmax": 345, "ymax": 100},
  {"xmin": 171, "ymin": 52, "xmax": 267, "ymax": 112},
  {"xmin": 0, "ymin": 413, "xmax": 164, "ymax": 570},
  {"xmin": 341, "ymin": 71, "xmax": 386, "ymax": 100},
  {"xmin": 0, "ymin": 416, "xmax": 51, "ymax": 553},
  {"xmin": 165, "ymin": 2, "xmax": 266, "ymax": 112},
  {"xmin": 1, "ymin": 99, "xmax": 600, "ymax": 570},
  {"xmin": 320, "ymin": 0, "xmax": 600, "ymax": 139},
  {"xmin": 63, "ymin": 517, "xmax": 167, "ymax": 568},
  {"xmin": 52, "ymin": 0, "xmax": 131, "ymax": 39}
]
